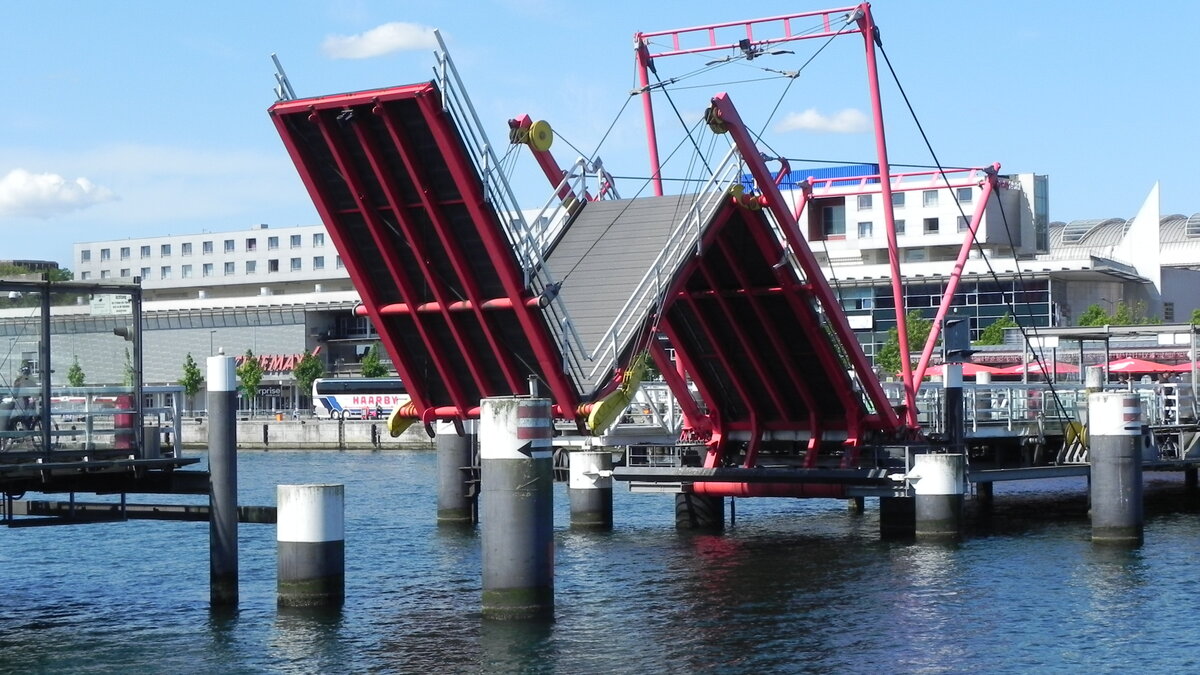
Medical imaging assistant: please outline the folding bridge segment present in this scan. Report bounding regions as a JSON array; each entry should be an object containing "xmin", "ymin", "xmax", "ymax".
[{"xmin": 270, "ymin": 83, "xmax": 583, "ymax": 421}]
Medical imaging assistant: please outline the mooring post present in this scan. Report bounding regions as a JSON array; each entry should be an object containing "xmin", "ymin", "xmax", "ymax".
[
  {"xmin": 568, "ymin": 449, "xmax": 613, "ymax": 529},
  {"xmin": 207, "ymin": 354, "xmax": 238, "ymax": 606},
  {"xmin": 437, "ymin": 420, "xmax": 476, "ymax": 524},
  {"xmin": 912, "ymin": 453, "xmax": 965, "ymax": 539},
  {"xmin": 277, "ymin": 484, "xmax": 345, "ymax": 608},
  {"xmin": 1089, "ymin": 392, "xmax": 1144, "ymax": 544},
  {"xmin": 480, "ymin": 397, "xmax": 554, "ymax": 620}
]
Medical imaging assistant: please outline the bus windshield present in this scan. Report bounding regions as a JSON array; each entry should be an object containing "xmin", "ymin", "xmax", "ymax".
[{"xmin": 311, "ymin": 378, "xmax": 408, "ymax": 419}]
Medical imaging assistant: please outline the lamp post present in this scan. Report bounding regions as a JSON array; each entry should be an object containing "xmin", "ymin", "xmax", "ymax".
[{"xmin": 210, "ymin": 330, "xmax": 217, "ymax": 356}]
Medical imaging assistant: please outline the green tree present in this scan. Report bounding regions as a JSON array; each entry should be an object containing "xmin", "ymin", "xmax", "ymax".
[
  {"xmin": 1191, "ymin": 308, "xmax": 1200, "ymax": 324},
  {"xmin": 66, "ymin": 356, "xmax": 86, "ymax": 387},
  {"xmin": 1077, "ymin": 303, "xmax": 1109, "ymax": 327},
  {"xmin": 876, "ymin": 310, "xmax": 934, "ymax": 376},
  {"xmin": 180, "ymin": 353, "xmax": 204, "ymax": 414},
  {"xmin": 360, "ymin": 342, "xmax": 389, "ymax": 378},
  {"xmin": 122, "ymin": 347, "xmax": 135, "ymax": 386},
  {"xmin": 292, "ymin": 350, "xmax": 326, "ymax": 406},
  {"xmin": 975, "ymin": 314, "xmax": 1018, "ymax": 346},
  {"xmin": 236, "ymin": 349, "xmax": 265, "ymax": 415}
]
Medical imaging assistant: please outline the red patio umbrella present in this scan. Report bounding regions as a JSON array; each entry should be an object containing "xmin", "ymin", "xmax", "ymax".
[
  {"xmin": 1170, "ymin": 361, "xmax": 1200, "ymax": 373},
  {"xmin": 996, "ymin": 361, "xmax": 1079, "ymax": 375},
  {"xmin": 923, "ymin": 363, "xmax": 1003, "ymax": 378},
  {"xmin": 1106, "ymin": 357, "xmax": 1175, "ymax": 374}
]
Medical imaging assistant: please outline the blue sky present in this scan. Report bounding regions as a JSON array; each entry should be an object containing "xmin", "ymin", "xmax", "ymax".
[{"xmin": 1, "ymin": 1, "xmax": 1197, "ymax": 268}]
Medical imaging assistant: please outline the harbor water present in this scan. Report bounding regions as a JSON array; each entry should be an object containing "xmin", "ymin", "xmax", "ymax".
[{"xmin": 3, "ymin": 449, "xmax": 1200, "ymax": 673}]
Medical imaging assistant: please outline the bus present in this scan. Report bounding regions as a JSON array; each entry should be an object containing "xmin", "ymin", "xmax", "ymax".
[{"xmin": 311, "ymin": 378, "xmax": 409, "ymax": 419}]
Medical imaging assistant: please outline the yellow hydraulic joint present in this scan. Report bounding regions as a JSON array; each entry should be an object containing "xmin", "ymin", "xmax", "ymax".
[
  {"xmin": 583, "ymin": 352, "xmax": 651, "ymax": 434},
  {"xmin": 507, "ymin": 114, "xmax": 554, "ymax": 151},
  {"xmin": 386, "ymin": 402, "xmax": 420, "ymax": 438}
]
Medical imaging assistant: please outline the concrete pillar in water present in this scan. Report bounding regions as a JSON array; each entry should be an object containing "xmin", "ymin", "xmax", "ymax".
[
  {"xmin": 1186, "ymin": 467, "xmax": 1198, "ymax": 492},
  {"xmin": 1089, "ymin": 392, "xmax": 1144, "ymax": 544},
  {"xmin": 911, "ymin": 453, "xmax": 965, "ymax": 539},
  {"xmin": 207, "ymin": 354, "xmax": 238, "ymax": 606},
  {"xmin": 879, "ymin": 496, "xmax": 915, "ymax": 539},
  {"xmin": 568, "ymin": 449, "xmax": 613, "ymax": 529},
  {"xmin": 976, "ymin": 480, "xmax": 994, "ymax": 512},
  {"xmin": 674, "ymin": 493, "xmax": 724, "ymax": 530},
  {"xmin": 480, "ymin": 397, "xmax": 554, "ymax": 620},
  {"xmin": 436, "ymin": 421, "xmax": 475, "ymax": 524},
  {"xmin": 277, "ymin": 484, "xmax": 345, "ymax": 608},
  {"xmin": 847, "ymin": 496, "xmax": 866, "ymax": 514}
]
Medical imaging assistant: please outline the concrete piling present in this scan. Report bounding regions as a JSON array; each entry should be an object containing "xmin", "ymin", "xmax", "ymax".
[
  {"xmin": 480, "ymin": 397, "xmax": 554, "ymax": 620},
  {"xmin": 437, "ymin": 421, "xmax": 476, "ymax": 524},
  {"xmin": 1089, "ymin": 392, "xmax": 1144, "ymax": 544},
  {"xmin": 674, "ymin": 493, "xmax": 724, "ymax": 530},
  {"xmin": 911, "ymin": 453, "xmax": 965, "ymax": 539},
  {"xmin": 277, "ymin": 484, "xmax": 345, "ymax": 608},
  {"xmin": 207, "ymin": 354, "xmax": 238, "ymax": 606},
  {"xmin": 879, "ymin": 496, "xmax": 915, "ymax": 539},
  {"xmin": 568, "ymin": 450, "xmax": 613, "ymax": 529}
]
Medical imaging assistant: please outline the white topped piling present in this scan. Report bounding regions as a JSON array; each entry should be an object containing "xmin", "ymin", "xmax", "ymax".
[
  {"xmin": 1089, "ymin": 393, "xmax": 1144, "ymax": 544},
  {"xmin": 480, "ymin": 397, "xmax": 554, "ymax": 620},
  {"xmin": 277, "ymin": 484, "xmax": 345, "ymax": 607},
  {"xmin": 207, "ymin": 354, "xmax": 238, "ymax": 606}
]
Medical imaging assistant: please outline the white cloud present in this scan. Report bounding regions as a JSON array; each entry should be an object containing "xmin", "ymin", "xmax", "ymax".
[
  {"xmin": 0, "ymin": 169, "xmax": 116, "ymax": 218},
  {"xmin": 322, "ymin": 22, "xmax": 438, "ymax": 59},
  {"xmin": 776, "ymin": 108, "xmax": 870, "ymax": 134}
]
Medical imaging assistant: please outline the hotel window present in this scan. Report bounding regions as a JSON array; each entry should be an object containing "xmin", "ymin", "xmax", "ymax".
[
  {"xmin": 821, "ymin": 204, "xmax": 846, "ymax": 237},
  {"xmin": 202, "ymin": 263, "xmax": 213, "ymax": 277},
  {"xmin": 160, "ymin": 266, "xmax": 171, "ymax": 279},
  {"xmin": 246, "ymin": 260, "xmax": 256, "ymax": 274},
  {"xmin": 268, "ymin": 236, "xmax": 279, "ymax": 250},
  {"xmin": 80, "ymin": 271, "xmax": 91, "ymax": 280},
  {"xmin": 246, "ymin": 238, "xmax": 257, "ymax": 252},
  {"xmin": 857, "ymin": 221, "xmax": 873, "ymax": 238},
  {"xmin": 224, "ymin": 239, "xmax": 235, "ymax": 253},
  {"xmin": 957, "ymin": 216, "xmax": 969, "ymax": 232},
  {"xmin": 140, "ymin": 267, "xmax": 151, "ymax": 279},
  {"xmin": 268, "ymin": 259, "xmax": 279, "ymax": 273},
  {"xmin": 290, "ymin": 234, "xmax": 302, "ymax": 248},
  {"xmin": 224, "ymin": 262, "xmax": 235, "ymax": 275},
  {"xmin": 140, "ymin": 245, "xmax": 151, "ymax": 258},
  {"xmin": 120, "ymin": 247, "xmax": 130, "ymax": 260},
  {"xmin": 182, "ymin": 265, "xmax": 192, "ymax": 278},
  {"xmin": 202, "ymin": 241, "xmax": 213, "ymax": 255},
  {"xmin": 923, "ymin": 217, "xmax": 940, "ymax": 234},
  {"xmin": 100, "ymin": 270, "xmax": 110, "ymax": 279},
  {"xmin": 336, "ymin": 256, "xmax": 344, "ymax": 269},
  {"xmin": 290, "ymin": 257, "xmax": 302, "ymax": 271},
  {"xmin": 100, "ymin": 248, "xmax": 111, "ymax": 261},
  {"xmin": 313, "ymin": 232, "xmax": 325, "ymax": 247},
  {"xmin": 313, "ymin": 256, "xmax": 325, "ymax": 270},
  {"xmin": 956, "ymin": 187, "xmax": 973, "ymax": 203},
  {"xmin": 81, "ymin": 250, "xmax": 91, "ymax": 262},
  {"xmin": 120, "ymin": 268, "xmax": 130, "ymax": 278},
  {"xmin": 857, "ymin": 195, "xmax": 872, "ymax": 210},
  {"xmin": 161, "ymin": 244, "xmax": 171, "ymax": 257},
  {"xmin": 892, "ymin": 192, "xmax": 905, "ymax": 208},
  {"xmin": 922, "ymin": 190, "xmax": 938, "ymax": 207},
  {"xmin": 1164, "ymin": 302, "xmax": 1175, "ymax": 322},
  {"xmin": 181, "ymin": 242, "xmax": 192, "ymax": 256},
  {"xmin": 895, "ymin": 219, "xmax": 906, "ymax": 235}
]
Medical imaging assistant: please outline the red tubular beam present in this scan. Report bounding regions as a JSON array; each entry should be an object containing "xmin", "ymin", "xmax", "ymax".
[
  {"xmin": 649, "ymin": 337, "xmax": 709, "ymax": 435},
  {"xmin": 691, "ymin": 482, "xmax": 848, "ymax": 498},
  {"xmin": 359, "ymin": 296, "xmax": 543, "ymax": 316},
  {"xmin": 635, "ymin": 39, "xmax": 665, "ymax": 197},
  {"xmin": 912, "ymin": 167, "xmax": 1001, "ymax": 385},
  {"xmin": 855, "ymin": 4, "xmax": 917, "ymax": 427}
]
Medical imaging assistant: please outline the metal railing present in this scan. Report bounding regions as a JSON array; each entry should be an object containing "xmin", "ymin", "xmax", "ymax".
[{"xmin": 1, "ymin": 385, "xmax": 182, "ymax": 458}]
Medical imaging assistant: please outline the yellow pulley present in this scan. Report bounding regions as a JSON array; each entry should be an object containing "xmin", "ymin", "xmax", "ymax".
[{"xmin": 528, "ymin": 120, "xmax": 554, "ymax": 151}]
